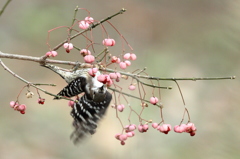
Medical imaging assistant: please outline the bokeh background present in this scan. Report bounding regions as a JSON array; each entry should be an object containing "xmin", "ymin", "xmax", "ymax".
[{"xmin": 0, "ymin": 0, "xmax": 239, "ymax": 159}]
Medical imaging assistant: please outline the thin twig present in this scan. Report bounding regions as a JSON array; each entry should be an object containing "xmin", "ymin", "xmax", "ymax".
[
  {"xmin": 109, "ymin": 87, "xmax": 161, "ymax": 107},
  {"xmin": 0, "ymin": 59, "xmax": 73, "ymax": 101},
  {"xmin": 52, "ymin": 8, "xmax": 127, "ymax": 51},
  {"xmin": 0, "ymin": 0, "xmax": 12, "ymax": 17}
]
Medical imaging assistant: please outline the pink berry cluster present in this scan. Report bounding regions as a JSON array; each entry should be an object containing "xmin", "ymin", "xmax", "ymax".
[
  {"xmin": 115, "ymin": 122, "xmax": 197, "ymax": 145},
  {"xmin": 174, "ymin": 123, "xmax": 197, "ymax": 136},
  {"xmin": 152, "ymin": 123, "xmax": 172, "ymax": 134},
  {"xmin": 88, "ymin": 67, "xmax": 122, "ymax": 87},
  {"xmin": 9, "ymin": 101, "xmax": 26, "ymax": 114},
  {"xmin": 37, "ymin": 98, "xmax": 45, "ymax": 105},
  {"xmin": 115, "ymin": 124, "xmax": 136, "ymax": 145},
  {"xmin": 79, "ymin": 16, "xmax": 94, "ymax": 30},
  {"xmin": 63, "ymin": 43, "xmax": 74, "ymax": 53}
]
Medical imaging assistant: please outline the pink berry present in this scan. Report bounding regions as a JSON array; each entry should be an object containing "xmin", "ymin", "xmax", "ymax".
[
  {"xmin": 150, "ymin": 97, "xmax": 159, "ymax": 105},
  {"xmin": 143, "ymin": 124, "xmax": 149, "ymax": 131},
  {"xmin": 80, "ymin": 49, "xmax": 91, "ymax": 56},
  {"xmin": 174, "ymin": 125, "xmax": 180, "ymax": 133},
  {"xmin": 63, "ymin": 43, "xmax": 73, "ymax": 53},
  {"xmin": 116, "ymin": 58, "xmax": 121, "ymax": 63},
  {"xmin": 119, "ymin": 62, "xmax": 127, "ymax": 69},
  {"xmin": 68, "ymin": 101, "xmax": 75, "ymax": 107},
  {"xmin": 117, "ymin": 104, "xmax": 125, "ymax": 112},
  {"xmin": 128, "ymin": 124, "xmax": 136, "ymax": 131},
  {"xmin": 152, "ymin": 123, "xmax": 159, "ymax": 129},
  {"xmin": 38, "ymin": 98, "xmax": 45, "ymax": 105},
  {"xmin": 45, "ymin": 51, "xmax": 52, "ymax": 57},
  {"xmin": 97, "ymin": 74, "xmax": 106, "ymax": 83},
  {"xmin": 84, "ymin": 55, "xmax": 95, "ymax": 63},
  {"xmin": 130, "ymin": 53, "xmax": 137, "ymax": 60},
  {"xmin": 85, "ymin": 16, "xmax": 94, "ymax": 24},
  {"xmin": 17, "ymin": 104, "xmax": 26, "ymax": 111},
  {"xmin": 123, "ymin": 53, "xmax": 131, "ymax": 60},
  {"xmin": 138, "ymin": 125, "xmax": 144, "ymax": 133},
  {"xmin": 185, "ymin": 123, "xmax": 197, "ymax": 135},
  {"xmin": 109, "ymin": 73, "xmax": 118, "ymax": 79},
  {"xmin": 125, "ymin": 60, "xmax": 131, "ymax": 66},
  {"xmin": 158, "ymin": 124, "xmax": 171, "ymax": 134},
  {"xmin": 111, "ymin": 56, "xmax": 118, "ymax": 63},
  {"xmin": 97, "ymin": 74, "xmax": 111, "ymax": 84},
  {"xmin": 119, "ymin": 134, "xmax": 127, "ymax": 141},
  {"xmin": 126, "ymin": 131, "xmax": 135, "ymax": 137},
  {"xmin": 128, "ymin": 84, "xmax": 136, "ymax": 90},
  {"xmin": 115, "ymin": 133, "xmax": 121, "ymax": 140},
  {"xmin": 51, "ymin": 51, "xmax": 58, "ymax": 57},
  {"xmin": 79, "ymin": 20, "xmax": 89, "ymax": 29},
  {"xmin": 10, "ymin": 101, "xmax": 17, "ymax": 108},
  {"xmin": 88, "ymin": 68, "xmax": 98, "ymax": 77},
  {"xmin": 106, "ymin": 79, "xmax": 113, "ymax": 87},
  {"xmin": 102, "ymin": 38, "xmax": 116, "ymax": 46}
]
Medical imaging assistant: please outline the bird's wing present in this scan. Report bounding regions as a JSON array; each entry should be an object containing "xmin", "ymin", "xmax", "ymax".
[{"xmin": 70, "ymin": 91, "xmax": 112, "ymax": 144}]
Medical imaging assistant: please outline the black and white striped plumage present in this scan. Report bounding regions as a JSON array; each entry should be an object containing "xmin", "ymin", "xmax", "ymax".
[{"xmin": 43, "ymin": 64, "xmax": 112, "ymax": 144}]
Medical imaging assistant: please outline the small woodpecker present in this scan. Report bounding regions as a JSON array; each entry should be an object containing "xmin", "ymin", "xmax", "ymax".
[{"xmin": 43, "ymin": 64, "xmax": 112, "ymax": 144}]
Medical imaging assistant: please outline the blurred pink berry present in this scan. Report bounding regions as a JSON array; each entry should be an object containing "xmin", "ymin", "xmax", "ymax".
[
  {"xmin": 128, "ymin": 124, "xmax": 136, "ymax": 131},
  {"xmin": 45, "ymin": 51, "xmax": 57, "ymax": 57},
  {"xmin": 85, "ymin": 16, "xmax": 94, "ymax": 24},
  {"xmin": 123, "ymin": 53, "xmax": 131, "ymax": 60},
  {"xmin": 120, "ymin": 141, "xmax": 125, "ymax": 145},
  {"xmin": 138, "ymin": 125, "xmax": 144, "ymax": 133},
  {"xmin": 106, "ymin": 79, "xmax": 113, "ymax": 87},
  {"xmin": 51, "ymin": 51, "xmax": 58, "ymax": 57},
  {"xmin": 84, "ymin": 55, "xmax": 95, "ymax": 63},
  {"xmin": 125, "ymin": 60, "xmax": 131, "ymax": 66},
  {"xmin": 143, "ymin": 124, "xmax": 149, "ymax": 131},
  {"xmin": 10, "ymin": 101, "xmax": 17, "ymax": 108},
  {"xmin": 174, "ymin": 124, "xmax": 187, "ymax": 133},
  {"xmin": 109, "ymin": 73, "xmax": 117, "ymax": 79},
  {"xmin": 79, "ymin": 20, "xmax": 89, "ymax": 29},
  {"xmin": 119, "ymin": 62, "xmax": 127, "ymax": 69},
  {"xmin": 109, "ymin": 72, "xmax": 121, "ymax": 80},
  {"xmin": 186, "ymin": 123, "xmax": 197, "ymax": 132},
  {"xmin": 119, "ymin": 134, "xmax": 128, "ymax": 141},
  {"xmin": 63, "ymin": 43, "xmax": 73, "ymax": 53},
  {"xmin": 17, "ymin": 104, "xmax": 26, "ymax": 111},
  {"xmin": 45, "ymin": 51, "xmax": 52, "ymax": 57},
  {"xmin": 150, "ymin": 96, "xmax": 159, "ymax": 105},
  {"xmin": 111, "ymin": 56, "xmax": 118, "ymax": 63},
  {"xmin": 130, "ymin": 53, "xmax": 137, "ymax": 60},
  {"xmin": 152, "ymin": 123, "xmax": 159, "ymax": 129},
  {"xmin": 80, "ymin": 49, "xmax": 91, "ymax": 56},
  {"xmin": 38, "ymin": 98, "xmax": 45, "ymax": 105},
  {"xmin": 126, "ymin": 131, "xmax": 135, "ymax": 137},
  {"xmin": 115, "ymin": 133, "xmax": 121, "ymax": 140},
  {"xmin": 68, "ymin": 101, "xmax": 75, "ymax": 107},
  {"xmin": 116, "ymin": 58, "xmax": 121, "ymax": 63},
  {"xmin": 128, "ymin": 84, "xmax": 136, "ymax": 90},
  {"xmin": 117, "ymin": 104, "xmax": 125, "ymax": 112},
  {"xmin": 185, "ymin": 123, "xmax": 197, "ymax": 136},
  {"xmin": 88, "ymin": 68, "xmax": 98, "ymax": 77},
  {"xmin": 158, "ymin": 124, "xmax": 172, "ymax": 134},
  {"xmin": 102, "ymin": 38, "xmax": 116, "ymax": 46},
  {"xmin": 97, "ymin": 74, "xmax": 111, "ymax": 84}
]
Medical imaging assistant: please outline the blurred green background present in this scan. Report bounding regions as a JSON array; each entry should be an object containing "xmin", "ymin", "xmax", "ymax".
[{"xmin": 0, "ymin": 0, "xmax": 239, "ymax": 159}]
